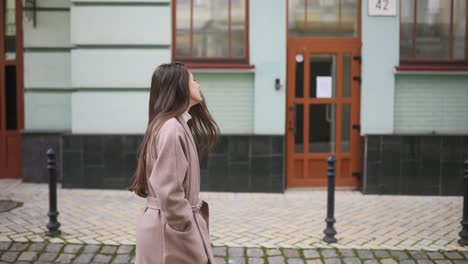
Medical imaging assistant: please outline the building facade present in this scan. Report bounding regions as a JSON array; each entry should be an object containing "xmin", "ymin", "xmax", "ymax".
[{"xmin": 1, "ymin": 0, "xmax": 467, "ymax": 195}]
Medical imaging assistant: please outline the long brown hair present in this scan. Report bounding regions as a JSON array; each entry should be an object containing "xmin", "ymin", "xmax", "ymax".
[{"xmin": 128, "ymin": 62, "xmax": 219, "ymax": 197}]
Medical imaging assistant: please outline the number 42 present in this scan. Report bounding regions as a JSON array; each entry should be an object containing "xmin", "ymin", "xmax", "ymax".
[{"xmin": 376, "ymin": 0, "xmax": 389, "ymax": 10}]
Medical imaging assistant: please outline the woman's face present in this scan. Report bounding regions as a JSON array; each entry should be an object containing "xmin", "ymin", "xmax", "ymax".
[{"xmin": 189, "ymin": 71, "xmax": 203, "ymax": 106}]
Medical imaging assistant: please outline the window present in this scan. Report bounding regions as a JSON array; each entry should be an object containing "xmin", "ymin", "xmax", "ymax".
[
  {"xmin": 173, "ymin": 0, "xmax": 249, "ymax": 65},
  {"xmin": 4, "ymin": 0, "xmax": 16, "ymax": 60},
  {"xmin": 400, "ymin": 0, "xmax": 467, "ymax": 65},
  {"xmin": 288, "ymin": 0, "xmax": 359, "ymax": 38}
]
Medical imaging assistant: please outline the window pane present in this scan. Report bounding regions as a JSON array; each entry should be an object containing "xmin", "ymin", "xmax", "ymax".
[
  {"xmin": 295, "ymin": 54, "xmax": 304, "ymax": 98},
  {"xmin": 415, "ymin": 0, "xmax": 451, "ymax": 59},
  {"xmin": 6, "ymin": 66, "xmax": 17, "ymax": 130},
  {"xmin": 306, "ymin": 0, "xmax": 339, "ymax": 37},
  {"xmin": 193, "ymin": 0, "xmax": 229, "ymax": 57},
  {"xmin": 289, "ymin": 0, "xmax": 358, "ymax": 37},
  {"xmin": 4, "ymin": 0, "xmax": 16, "ymax": 60},
  {"xmin": 231, "ymin": 0, "xmax": 246, "ymax": 57},
  {"xmin": 341, "ymin": 0, "xmax": 359, "ymax": 37},
  {"xmin": 454, "ymin": 0, "xmax": 466, "ymax": 60},
  {"xmin": 309, "ymin": 104, "xmax": 336, "ymax": 153},
  {"xmin": 342, "ymin": 104, "xmax": 351, "ymax": 153},
  {"xmin": 176, "ymin": 0, "xmax": 191, "ymax": 57},
  {"xmin": 295, "ymin": 104, "xmax": 304, "ymax": 153},
  {"xmin": 400, "ymin": 0, "xmax": 415, "ymax": 59},
  {"xmin": 310, "ymin": 54, "xmax": 336, "ymax": 98},
  {"xmin": 342, "ymin": 54, "xmax": 351, "ymax": 98},
  {"xmin": 288, "ymin": 0, "xmax": 305, "ymax": 37}
]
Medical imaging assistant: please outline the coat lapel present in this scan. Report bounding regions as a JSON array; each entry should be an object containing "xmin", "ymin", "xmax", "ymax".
[{"xmin": 176, "ymin": 115, "xmax": 199, "ymax": 162}]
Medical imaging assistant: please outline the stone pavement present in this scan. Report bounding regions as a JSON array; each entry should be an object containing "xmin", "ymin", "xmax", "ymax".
[
  {"xmin": 0, "ymin": 179, "xmax": 466, "ymax": 254},
  {"xmin": 1, "ymin": 241, "xmax": 468, "ymax": 263}
]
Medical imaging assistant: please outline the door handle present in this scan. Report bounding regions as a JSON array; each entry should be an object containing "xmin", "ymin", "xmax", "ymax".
[{"xmin": 325, "ymin": 104, "xmax": 332, "ymax": 123}]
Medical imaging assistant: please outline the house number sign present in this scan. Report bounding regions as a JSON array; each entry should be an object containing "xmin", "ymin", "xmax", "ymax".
[{"xmin": 368, "ymin": 0, "xmax": 397, "ymax": 16}]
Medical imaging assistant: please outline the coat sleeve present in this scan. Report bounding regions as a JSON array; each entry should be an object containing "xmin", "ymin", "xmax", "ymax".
[{"xmin": 148, "ymin": 126, "xmax": 193, "ymax": 232}]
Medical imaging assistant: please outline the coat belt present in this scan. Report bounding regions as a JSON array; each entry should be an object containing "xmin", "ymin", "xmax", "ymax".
[{"xmin": 146, "ymin": 196, "xmax": 203, "ymax": 213}]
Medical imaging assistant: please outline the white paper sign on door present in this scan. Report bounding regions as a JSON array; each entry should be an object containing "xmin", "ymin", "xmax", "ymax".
[{"xmin": 316, "ymin": 76, "xmax": 333, "ymax": 98}]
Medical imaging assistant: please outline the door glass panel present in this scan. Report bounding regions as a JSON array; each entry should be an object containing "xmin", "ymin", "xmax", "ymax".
[
  {"xmin": 309, "ymin": 104, "xmax": 336, "ymax": 153},
  {"xmin": 306, "ymin": 0, "xmax": 339, "ymax": 37},
  {"xmin": 295, "ymin": 104, "xmax": 304, "ymax": 153},
  {"xmin": 342, "ymin": 54, "xmax": 352, "ymax": 98},
  {"xmin": 4, "ymin": 0, "xmax": 16, "ymax": 60},
  {"xmin": 295, "ymin": 53, "xmax": 304, "ymax": 98},
  {"xmin": 310, "ymin": 54, "xmax": 336, "ymax": 98},
  {"xmin": 288, "ymin": 0, "xmax": 358, "ymax": 37},
  {"xmin": 341, "ymin": 0, "xmax": 359, "ymax": 37},
  {"xmin": 342, "ymin": 104, "xmax": 351, "ymax": 153},
  {"xmin": 288, "ymin": 0, "xmax": 305, "ymax": 37},
  {"xmin": 6, "ymin": 66, "xmax": 17, "ymax": 130}
]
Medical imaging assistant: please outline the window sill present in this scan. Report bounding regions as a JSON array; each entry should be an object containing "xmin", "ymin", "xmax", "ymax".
[
  {"xmin": 395, "ymin": 65, "xmax": 468, "ymax": 75},
  {"xmin": 186, "ymin": 63, "xmax": 255, "ymax": 73}
]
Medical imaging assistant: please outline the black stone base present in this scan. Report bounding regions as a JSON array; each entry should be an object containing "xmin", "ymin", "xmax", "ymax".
[
  {"xmin": 200, "ymin": 136, "xmax": 285, "ymax": 193},
  {"xmin": 21, "ymin": 133, "xmax": 285, "ymax": 193},
  {"xmin": 61, "ymin": 135, "xmax": 143, "ymax": 189},
  {"xmin": 21, "ymin": 131, "xmax": 64, "ymax": 182},
  {"xmin": 363, "ymin": 135, "xmax": 468, "ymax": 196}
]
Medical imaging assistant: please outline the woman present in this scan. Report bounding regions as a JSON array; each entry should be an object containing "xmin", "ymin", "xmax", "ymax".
[{"xmin": 129, "ymin": 62, "xmax": 219, "ymax": 264}]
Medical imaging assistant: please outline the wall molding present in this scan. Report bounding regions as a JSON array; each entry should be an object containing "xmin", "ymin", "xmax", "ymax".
[
  {"xmin": 25, "ymin": 87, "xmax": 150, "ymax": 92},
  {"xmin": 25, "ymin": 45, "xmax": 171, "ymax": 51},
  {"xmin": 24, "ymin": 7, "xmax": 70, "ymax": 12},
  {"xmin": 72, "ymin": 44, "xmax": 170, "ymax": 49},
  {"xmin": 25, "ymin": 47, "xmax": 72, "ymax": 52},
  {"xmin": 71, "ymin": 1, "xmax": 170, "ymax": 7}
]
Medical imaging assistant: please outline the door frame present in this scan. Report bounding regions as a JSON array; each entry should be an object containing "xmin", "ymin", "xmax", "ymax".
[
  {"xmin": 0, "ymin": 0, "xmax": 24, "ymax": 178},
  {"xmin": 286, "ymin": 38, "xmax": 361, "ymax": 188}
]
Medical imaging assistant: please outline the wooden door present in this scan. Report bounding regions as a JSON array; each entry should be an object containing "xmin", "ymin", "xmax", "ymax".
[
  {"xmin": 286, "ymin": 39, "xmax": 361, "ymax": 187},
  {"xmin": 0, "ymin": 0, "xmax": 23, "ymax": 178}
]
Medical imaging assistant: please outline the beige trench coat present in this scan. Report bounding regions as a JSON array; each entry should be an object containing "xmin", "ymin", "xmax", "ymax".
[{"xmin": 135, "ymin": 116, "xmax": 215, "ymax": 264}]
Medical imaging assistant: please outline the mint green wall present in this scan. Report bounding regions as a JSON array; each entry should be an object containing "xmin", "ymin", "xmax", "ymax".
[
  {"xmin": 70, "ymin": 72, "xmax": 254, "ymax": 134},
  {"xmin": 72, "ymin": 0, "xmax": 168, "ymax": 3},
  {"xmin": 36, "ymin": 0, "xmax": 70, "ymax": 8},
  {"xmin": 25, "ymin": 52, "xmax": 70, "ymax": 88},
  {"xmin": 71, "ymin": 91, "xmax": 148, "ymax": 133},
  {"xmin": 395, "ymin": 74, "xmax": 468, "ymax": 134},
  {"xmin": 361, "ymin": 0, "xmax": 399, "ymax": 135},
  {"xmin": 24, "ymin": 12, "xmax": 70, "ymax": 48},
  {"xmin": 27, "ymin": 0, "xmax": 282, "ymax": 135},
  {"xmin": 23, "ymin": 0, "xmax": 72, "ymax": 130},
  {"xmin": 70, "ymin": 0, "xmax": 171, "ymax": 134},
  {"xmin": 69, "ymin": 0, "xmax": 258, "ymax": 134},
  {"xmin": 70, "ymin": 3, "xmax": 170, "ymax": 45},
  {"xmin": 25, "ymin": 92, "xmax": 71, "ymax": 130},
  {"xmin": 71, "ymin": 48, "xmax": 169, "ymax": 88},
  {"xmin": 250, "ymin": 0, "xmax": 286, "ymax": 135},
  {"xmin": 362, "ymin": 0, "xmax": 468, "ymax": 135}
]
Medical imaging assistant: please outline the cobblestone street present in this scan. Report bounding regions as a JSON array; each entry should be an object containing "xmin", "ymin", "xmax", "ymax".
[
  {"xmin": 1, "ymin": 241, "xmax": 468, "ymax": 263},
  {"xmin": 0, "ymin": 179, "xmax": 467, "ymax": 263}
]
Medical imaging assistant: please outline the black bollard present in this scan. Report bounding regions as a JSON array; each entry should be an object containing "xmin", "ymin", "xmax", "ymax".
[
  {"xmin": 46, "ymin": 148, "xmax": 61, "ymax": 237},
  {"xmin": 323, "ymin": 156, "xmax": 337, "ymax": 243},
  {"xmin": 459, "ymin": 159, "xmax": 468, "ymax": 245}
]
